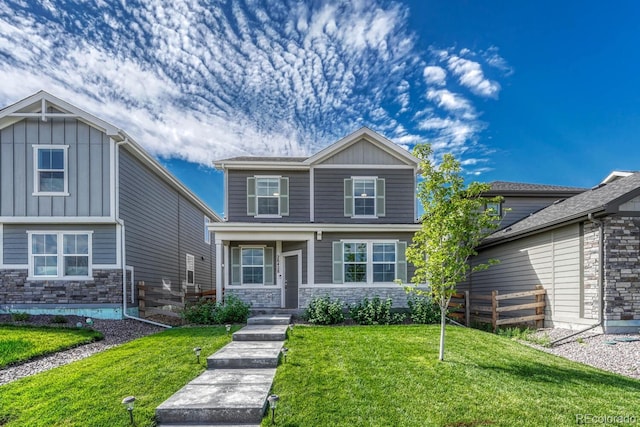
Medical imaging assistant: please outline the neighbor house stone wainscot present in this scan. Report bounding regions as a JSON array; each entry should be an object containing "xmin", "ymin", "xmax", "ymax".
[
  {"xmin": 603, "ymin": 217, "xmax": 640, "ymax": 322},
  {"xmin": 0, "ymin": 269, "xmax": 123, "ymax": 306},
  {"xmin": 225, "ymin": 288, "xmax": 281, "ymax": 308},
  {"xmin": 582, "ymin": 221, "xmax": 600, "ymax": 320},
  {"xmin": 299, "ymin": 287, "xmax": 411, "ymax": 308}
]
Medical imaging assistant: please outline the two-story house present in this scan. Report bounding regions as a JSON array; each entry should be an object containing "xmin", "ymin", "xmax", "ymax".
[
  {"xmin": 0, "ymin": 91, "xmax": 220, "ymax": 319},
  {"xmin": 211, "ymin": 128, "xmax": 421, "ymax": 309}
]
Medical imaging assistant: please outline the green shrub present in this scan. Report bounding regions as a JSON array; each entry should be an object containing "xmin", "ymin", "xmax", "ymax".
[
  {"xmin": 214, "ymin": 295, "xmax": 251, "ymax": 324},
  {"xmin": 407, "ymin": 295, "xmax": 441, "ymax": 324},
  {"xmin": 11, "ymin": 312, "xmax": 30, "ymax": 322},
  {"xmin": 50, "ymin": 315, "xmax": 69, "ymax": 324},
  {"xmin": 180, "ymin": 295, "xmax": 251, "ymax": 325},
  {"xmin": 304, "ymin": 296, "xmax": 345, "ymax": 325},
  {"xmin": 349, "ymin": 297, "xmax": 405, "ymax": 325},
  {"xmin": 181, "ymin": 299, "xmax": 217, "ymax": 324}
]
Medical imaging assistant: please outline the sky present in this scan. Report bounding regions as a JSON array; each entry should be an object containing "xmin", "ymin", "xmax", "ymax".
[{"xmin": 1, "ymin": 0, "xmax": 639, "ymax": 215}]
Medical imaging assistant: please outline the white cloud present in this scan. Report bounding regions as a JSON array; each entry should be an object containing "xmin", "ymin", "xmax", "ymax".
[
  {"xmin": 423, "ymin": 65, "xmax": 447, "ymax": 86},
  {"xmin": 0, "ymin": 0, "xmax": 507, "ymax": 173},
  {"xmin": 447, "ymin": 55, "xmax": 501, "ymax": 98}
]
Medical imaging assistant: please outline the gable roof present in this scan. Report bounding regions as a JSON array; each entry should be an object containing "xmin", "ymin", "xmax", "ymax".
[
  {"xmin": 0, "ymin": 91, "xmax": 221, "ymax": 221},
  {"xmin": 213, "ymin": 127, "xmax": 419, "ymax": 170},
  {"xmin": 480, "ymin": 172, "xmax": 640, "ymax": 248}
]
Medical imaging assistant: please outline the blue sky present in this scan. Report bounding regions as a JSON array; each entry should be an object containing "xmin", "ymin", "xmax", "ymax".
[{"xmin": 1, "ymin": 1, "xmax": 638, "ymax": 215}]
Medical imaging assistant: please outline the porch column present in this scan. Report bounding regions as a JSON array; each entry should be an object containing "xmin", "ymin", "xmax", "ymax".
[{"xmin": 215, "ymin": 241, "xmax": 223, "ymax": 303}]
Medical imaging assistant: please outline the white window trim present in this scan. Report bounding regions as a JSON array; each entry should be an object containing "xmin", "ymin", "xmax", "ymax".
[
  {"xmin": 341, "ymin": 240, "xmax": 398, "ymax": 285},
  {"xmin": 255, "ymin": 175, "xmax": 282, "ymax": 218},
  {"xmin": 240, "ymin": 245, "xmax": 265, "ymax": 285},
  {"xmin": 204, "ymin": 216, "xmax": 211, "ymax": 244},
  {"xmin": 351, "ymin": 176, "xmax": 377, "ymax": 219},
  {"xmin": 27, "ymin": 230, "xmax": 93, "ymax": 280},
  {"xmin": 32, "ymin": 145, "xmax": 70, "ymax": 196},
  {"xmin": 186, "ymin": 253, "xmax": 195, "ymax": 285}
]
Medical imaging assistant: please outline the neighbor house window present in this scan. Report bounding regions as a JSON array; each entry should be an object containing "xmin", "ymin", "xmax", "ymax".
[
  {"xmin": 332, "ymin": 241, "xmax": 406, "ymax": 284},
  {"xmin": 485, "ymin": 202, "xmax": 502, "ymax": 217},
  {"xmin": 33, "ymin": 145, "xmax": 68, "ymax": 195},
  {"xmin": 186, "ymin": 254, "xmax": 195, "ymax": 285},
  {"xmin": 204, "ymin": 216, "xmax": 211, "ymax": 244},
  {"xmin": 29, "ymin": 232, "xmax": 91, "ymax": 279},
  {"xmin": 344, "ymin": 177, "xmax": 385, "ymax": 218},
  {"xmin": 230, "ymin": 246, "xmax": 275, "ymax": 285},
  {"xmin": 246, "ymin": 176, "xmax": 289, "ymax": 217}
]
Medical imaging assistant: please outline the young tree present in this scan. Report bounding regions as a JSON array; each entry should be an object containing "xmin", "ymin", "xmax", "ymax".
[{"xmin": 406, "ymin": 143, "xmax": 502, "ymax": 361}]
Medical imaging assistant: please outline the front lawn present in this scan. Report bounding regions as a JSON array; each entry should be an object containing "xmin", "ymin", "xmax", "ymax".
[
  {"xmin": 267, "ymin": 325, "xmax": 640, "ymax": 426},
  {"xmin": 0, "ymin": 326, "xmax": 234, "ymax": 427},
  {"xmin": 0, "ymin": 325, "xmax": 103, "ymax": 368}
]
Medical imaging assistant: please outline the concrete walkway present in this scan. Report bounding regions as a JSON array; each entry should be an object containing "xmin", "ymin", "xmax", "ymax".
[{"xmin": 156, "ymin": 315, "xmax": 290, "ymax": 426}]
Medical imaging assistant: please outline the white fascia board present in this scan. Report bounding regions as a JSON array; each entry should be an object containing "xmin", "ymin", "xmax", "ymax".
[
  {"xmin": 0, "ymin": 216, "xmax": 118, "ymax": 224},
  {"xmin": 210, "ymin": 222, "xmax": 420, "ymax": 236}
]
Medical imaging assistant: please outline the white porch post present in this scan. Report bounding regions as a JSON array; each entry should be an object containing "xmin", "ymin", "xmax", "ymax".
[{"xmin": 215, "ymin": 241, "xmax": 223, "ymax": 303}]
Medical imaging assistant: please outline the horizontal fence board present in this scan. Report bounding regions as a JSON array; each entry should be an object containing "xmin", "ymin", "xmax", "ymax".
[
  {"xmin": 496, "ymin": 314, "xmax": 545, "ymax": 326},
  {"xmin": 495, "ymin": 289, "xmax": 546, "ymax": 301},
  {"xmin": 496, "ymin": 301, "xmax": 546, "ymax": 313},
  {"xmin": 144, "ymin": 307, "xmax": 181, "ymax": 318}
]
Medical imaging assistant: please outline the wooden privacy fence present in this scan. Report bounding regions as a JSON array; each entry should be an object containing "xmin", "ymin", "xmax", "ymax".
[
  {"xmin": 138, "ymin": 281, "xmax": 217, "ymax": 320},
  {"xmin": 447, "ymin": 285, "xmax": 546, "ymax": 331}
]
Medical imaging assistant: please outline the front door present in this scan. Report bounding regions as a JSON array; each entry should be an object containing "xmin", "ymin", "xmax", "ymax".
[{"xmin": 284, "ymin": 254, "xmax": 299, "ymax": 309}]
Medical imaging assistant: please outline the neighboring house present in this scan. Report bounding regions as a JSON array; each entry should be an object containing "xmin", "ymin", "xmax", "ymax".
[
  {"xmin": 0, "ymin": 91, "xmax": 220, "ymax": 319},
  {"xmin": 210, "ymin": 127, "xmax": 420, "ymax": 309},
  {"xmin": 484, "ymin": 181, "xmax": 586, "ymax": 228},
  {"xmin": 468, "ymin": 171, "xmax": 640, "ymax": 333}
]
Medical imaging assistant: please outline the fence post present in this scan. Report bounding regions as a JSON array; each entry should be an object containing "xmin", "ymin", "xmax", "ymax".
[
  {"xmin": 464, "ymin": 290, "xmax": 470, "ymax": 327},
  {"xmin": 491, "ymin": 290, "xmax": 498, "ymax": 332},
  {"xmin": 535, "ymin": 284, "xmax": 544, "ymax": 329},
  {"xmin": 138, "ymin": 281, "xmax": 146, "ymax": 318}
]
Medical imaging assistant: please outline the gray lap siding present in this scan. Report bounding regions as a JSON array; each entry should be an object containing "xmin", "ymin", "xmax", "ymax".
[
  {"xmin": 313, "ymin": 168, "xmax": 415, "ymax": 224},
  {"xmin": 226, "ymin": 170, "xmax": 310, "ymax": 222}
]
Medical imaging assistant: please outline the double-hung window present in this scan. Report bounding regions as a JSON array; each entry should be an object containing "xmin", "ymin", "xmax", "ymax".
[
  {"xmin": 30, "ymin": 232, "xmax": 91, "ymax": 279},
  {"xmin": 230, "ymin": 246, "xmax": 275, "ymax": 285},
  {"xmin": 344, "ymin": 177, "xmax": 385, "ymax": 218},
  {"xmin": 333, "ymin": 240, "xmax": 406, "ymax": 284},
  {"xmin": 246, "ymin": 176, "xmax": 289, "ymax": 217},
  {"xmin": 33, "ymin": 145, "xmax": 68, "ymax": 195}
]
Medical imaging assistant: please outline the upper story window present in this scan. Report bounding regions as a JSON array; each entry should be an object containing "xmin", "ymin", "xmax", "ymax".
[
  {"xmin": 344, "ymin": 177, "xmax": 385, "ymax": 218},
  {"xmin": 246, "ymin": 176, "xmax": 289, "ymax": 217},
  {"xmin": 29, "ymin": 231, "xmax": 92, "ymax": 279},
  {"xmin": 33, "ymin": 145, "xmax": 69, "ymax": 195},
  {"xmin": 332, "ymin": 240, "xmax": 406, "ymax": 284},
  {"xmin": 485, "ymin": 202, "xmax": 502, "ymax": 217}
]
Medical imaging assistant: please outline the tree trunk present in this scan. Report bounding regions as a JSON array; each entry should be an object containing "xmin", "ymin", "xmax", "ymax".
[{"xmin": 439, "ymin": 305, "xmax": 446, "ymax": 361}]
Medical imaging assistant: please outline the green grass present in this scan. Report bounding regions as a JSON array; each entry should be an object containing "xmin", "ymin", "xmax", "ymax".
[
  {"xmin": 266, "ymin": 325, "xmax": 640, "ymax": 426},
  {"xmin": 0, "ymin": 326, "xmax": 235, "ymax": 427},
  {"xmin": 0, "ymin": 325, "xmax": 103, "ymax": 368}
]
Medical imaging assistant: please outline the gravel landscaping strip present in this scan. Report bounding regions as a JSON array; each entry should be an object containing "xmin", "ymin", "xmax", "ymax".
[
  {"xmin": 527, "ymin": 328, "xmax": 640, "ymax": 380},
  {"xmin": 0, "ymin": 315, "xmax": 164, "ymax": 386}
]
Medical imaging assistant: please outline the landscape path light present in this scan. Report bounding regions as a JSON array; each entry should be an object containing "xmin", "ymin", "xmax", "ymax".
[
  {"xmin": 194, "ymin": 347, "xmax": 202, "ymax": 364},
  {"xmin": 267, "ymin": 394, "xmax": 279, "ymax": 425},
  {"xmin": 121, "ymin": 395, "xmax": 135, "ymax": 424},
  {"xmin": 280, "ymin": 347, "xmax": 288, "ymax": 363},
  {"xmin": 225, "ymin": 324, "xmax": 231, "ymax": 335}
]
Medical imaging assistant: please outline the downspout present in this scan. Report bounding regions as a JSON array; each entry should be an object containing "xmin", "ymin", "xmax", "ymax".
[
  {"xmin": 550, "ymin": 213, "xmax": 603, "ymax": 346},
  {"xmin": 116, "ymin": 138, "xmax": 171, "ymax": 328}
]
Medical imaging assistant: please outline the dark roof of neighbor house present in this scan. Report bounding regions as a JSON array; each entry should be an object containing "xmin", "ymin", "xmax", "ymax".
[
  {"xmin": 216, "ymin": 156, "xmax": 308, "ymax": 162},
  {"xmin": 481, "ymin": 172, "xmax": 640, "ymax": 247},
  {"xmin": 485, "ymin": 181, "xmax": 587, "ymax": 196}
]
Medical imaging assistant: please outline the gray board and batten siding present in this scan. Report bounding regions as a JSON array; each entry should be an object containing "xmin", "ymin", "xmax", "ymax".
[
  {"xmin": 314, "ymin": 168, "xmax": 415, "ymax": 224},
  {"xmin": 118, "ymin": 148, "xmax": 215, "ymax": 292},
  {"xmin": 3, "ymin": 223, "xmax": 117, "ymax": 265},
  {"xmin": 0, "ymin": 117, "xmax": 111, "ymax": 217},
  {"xmin": 226, "ymin": 169, "xmax": 310, "ymax": 222},
  {"xmin": 320, "ymin": 139, "xmax": 408, "ymax": 165}
]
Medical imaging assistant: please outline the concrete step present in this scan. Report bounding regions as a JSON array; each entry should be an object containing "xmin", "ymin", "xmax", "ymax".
[
  {"xmin": 207, "ymin": 341, "xmax": 283, "ymax": 369},
  {"xmin": 232, "ymin": 324, "xmax": 288, "ymax": 341},
  {"xmin": 247, "ymin": 314, "xmax": 292, "ymax": 325},
  {"xmin": 156, "ymin": 369, "xmax": 275, "ymax": 425}
]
